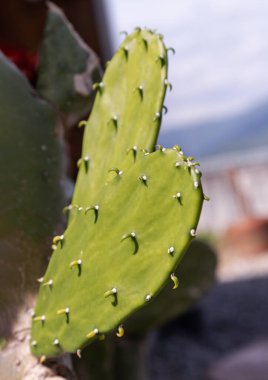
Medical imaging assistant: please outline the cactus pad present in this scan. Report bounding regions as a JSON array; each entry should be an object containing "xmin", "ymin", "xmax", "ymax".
[
  {"xmin": 0, "ymin": 51, "xmax": 66, "ymax": 336},
  {"xmin": 71, "ymin": 28, "xmax": 169, "ymax": 215},
  {"xmin": 31, "ymin": 148, "xmax": 203, "ymax": 356}
]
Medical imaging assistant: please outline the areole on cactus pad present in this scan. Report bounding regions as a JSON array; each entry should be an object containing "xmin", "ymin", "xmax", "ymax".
[{"xmin": 30, "ymin": 28, "xmax": 205, "ymax": 357}]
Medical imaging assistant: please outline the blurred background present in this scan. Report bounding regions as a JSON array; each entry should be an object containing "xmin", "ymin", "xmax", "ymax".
[{"xmin": 1, "ymin": 1, "xmax": 268, "ymax": 379}]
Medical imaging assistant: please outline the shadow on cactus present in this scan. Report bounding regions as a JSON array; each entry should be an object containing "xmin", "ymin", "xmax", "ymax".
[{"xmin": 30, "ymin": 28, "xmax": 208, "ymax": 358}]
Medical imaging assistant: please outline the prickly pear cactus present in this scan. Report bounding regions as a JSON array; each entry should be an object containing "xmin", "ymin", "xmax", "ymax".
[{"xmin": 31, "ymin": 29, "xmax": 205, "ymax": 357}]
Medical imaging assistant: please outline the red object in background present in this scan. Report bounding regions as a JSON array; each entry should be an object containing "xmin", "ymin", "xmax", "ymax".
[{"xmin": 0, "ymin": 45, "xmax": 38, "ymax": 82}]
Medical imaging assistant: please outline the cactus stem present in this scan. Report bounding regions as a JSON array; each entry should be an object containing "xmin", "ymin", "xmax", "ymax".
[
  {"xmin": 78, "ymin": 120, "xmax": 87, "ymax": 128},
  {"xmin": 139, "ymin": 175, "xmax": 148, "ymax": 186},
  {"xmin": 108, "ymin": 168, "xmax": 123, "ymax": 176},
  {"xmin": 104, "ymin": 287, "xmax": 118, "ymax": 306},
  {"xmin": 116, "ymin": 325, "xmax": 124, "ymax": 337},
  {"xmin": 85, "ymin": 204, "xmax": 99, "ymax": 223},
  {"xmin": 171, "ymin": 273, "xmax": 179, "ymax": 289},
  {"xmin": 53, "ymin": 338, "xmax": 60, "ymax": 346},
  {"xmin": 168, "ymin": 246, "xmax": 175, "ymax": 256},
  {"xmin": 70, "ymin": 259, "xmax": 82, "ymax": 276},
  {"xmin": 86, "ymin": 328, "xmax": 99, "ymax": 339},
  {"xmin": 162, "ymin": 105, "xmax": 168, "ymax": 114},
  {"xmin": 76, "ymin": 349, "xmax": 82, "ymax": 358},
  {"xmin": 127, "ymin": 145, "xmax": 138, "ymax": 161},
  {"xmin": 164, "ymin": 78, "xmax": 173, "ymax": 91},
  {"xmin": 145, "ymin": 294, "xmax": 152, "ymax": 302},
  {"xmin": 190, "ymin": 229, "xmax": 197, "ymax": 237},
  {"xmin": 121, "ymin": 232, "xmax": 139, "ymax": 254}
]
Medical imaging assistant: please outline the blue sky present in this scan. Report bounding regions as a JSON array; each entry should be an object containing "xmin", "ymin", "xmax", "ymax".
[{"xmin": 105, "ymin": 0, "xmax": 268, "ymax": 130}]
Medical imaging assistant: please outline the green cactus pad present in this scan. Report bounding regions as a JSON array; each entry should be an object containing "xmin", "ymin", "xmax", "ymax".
[
  {"xmin": 0, "ymin": 51, "xmax": 65, "ymax": 335},
  {"xmin": 31, "ymin": 149, "xmax": 203, "ymax": 356},
  {"xmin": 70, "ymin": 28, "xmax": 169, "ymax": 214},
  {"xmin": 125, "ymin": 239, "xmax": 217, "ymax": 335}
]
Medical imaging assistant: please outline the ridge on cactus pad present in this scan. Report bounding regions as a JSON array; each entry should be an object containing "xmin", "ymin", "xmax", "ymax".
[{"xmin": 31, "ymin": 28, "xmax": 205, "ymax": 357}]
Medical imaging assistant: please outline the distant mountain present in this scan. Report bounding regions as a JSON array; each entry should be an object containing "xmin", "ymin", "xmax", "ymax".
[{"xmin": 158, "ymin": 101, "xmax": 268, "ymax": 159}]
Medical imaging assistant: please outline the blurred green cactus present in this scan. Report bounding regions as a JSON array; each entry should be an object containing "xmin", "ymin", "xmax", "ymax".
[
  {"xmin": 0, "ymin": 3, "xmax": 101, "ymax": 378},
  {"xmin": 37, "ymin": 2, "xmax": 102, "ymax": 126},
  {"xmin": 31, "ymin": 29, "xmax": 206, "ymax": 358},
  {"xmin": 0, "ymin": 50, "xmax": 65, "ymax": 338}
]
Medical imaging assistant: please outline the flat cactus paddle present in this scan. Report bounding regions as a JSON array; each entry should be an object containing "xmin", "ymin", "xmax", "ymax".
[
  {"xmin": 70, "ymin": 28, "xmax": 169, "ymax": 216},
  {"xmin": 31, "ymin": 149, "xmax": 203, "ymax": 356}
]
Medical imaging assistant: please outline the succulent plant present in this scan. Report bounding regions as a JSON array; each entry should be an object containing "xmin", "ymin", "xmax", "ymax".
[{"xmin": 30, "ymin": 28, "xmax": 205, "ymax": 358}]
